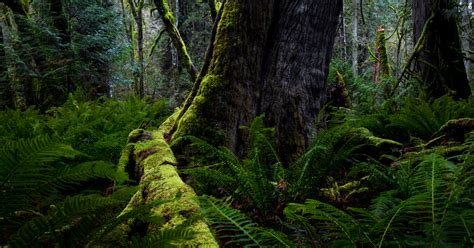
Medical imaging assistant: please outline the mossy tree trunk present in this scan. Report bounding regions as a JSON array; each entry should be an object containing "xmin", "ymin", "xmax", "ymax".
[
  {"xmin": 172, "ymin": 0, "xmax": 342, "ymax": 164},
  {"xmin": 126, "ymin": 0, "xmax": 145, "ymax": 98},
  {"xmin": 374, "ymin": 26, "xmax": 391, "ymax": 84},
  {"xmin": 412, "ymin": 0, "xmax": 471, "ymax": 99},
  {"xmin": 0, "ymin": 3, "xmax": 28, "ymax": 110},
  {"xmin": 0, "ymin": 4, "xmax": 12, "ymax": 109},
  {"xmin": 153, "ymin": 0, "xmax": 197, "ymax": 82}
]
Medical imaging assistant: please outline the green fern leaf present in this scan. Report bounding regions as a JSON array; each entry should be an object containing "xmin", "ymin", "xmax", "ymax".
[{"xmin": 201, "ymin": 196, "xmax": 294, "ymax": 247}]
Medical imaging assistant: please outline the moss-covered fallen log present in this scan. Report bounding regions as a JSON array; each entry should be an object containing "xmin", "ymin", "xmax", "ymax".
[{"xmin": 116, "ymin": 118, "xmax": 217, "ymax": 247}]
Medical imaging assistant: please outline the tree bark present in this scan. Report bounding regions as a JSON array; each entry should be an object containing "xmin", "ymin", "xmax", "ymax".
[
  {"xmin": 352, "ymin": 0, "xmax": 358, "ymax": 77},
  {"xmin": 0, "ymin": 5, "xmax": 13, "ymax": 109},
  {"xmin": 339, "ymin": 10, "xmax": 348, "ymax": 61},
  {"xmin": 127, "ymin": 0, "xmax": 145, "ymax": 98},
  {"xmin": 0, "ymin": 3, "xmax": 27, "ymax": 110},
  {"xmin": 374, "ymin": 26, "xmax": 390, "ymax": 83},
  {"xmin": 208, "ymin": 0, "xmax": 218, "ymax": 21},
  {"xmin": 172, "ymin": 0, "xmax": 342, "ymax": 164},
  {"xmin": 153, "ymin": 0, "xmax": 198, "ymax": 82},
  {"xmin": 412, "ymin": 0, "xmax": 471, "ymax": 99},
  {"xmin": 461, "ymin": 0, "xmax": 472, "ymax": 85}
]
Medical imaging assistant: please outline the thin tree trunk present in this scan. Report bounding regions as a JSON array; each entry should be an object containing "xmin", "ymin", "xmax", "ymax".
[
  {"xmin": 374, "ymin": 26, "xmax": 390, "ymax": 84},
  {"xmin": 340, "ymin": 10, "xmax": 347, "ymax": 61},
  {"xmin": 461, "ymin": 0, "xmax": 472, "ymax": 84},
  {"xmin": 352, "ymin": 0, "xmax": 358, "ymax": 77},
  {"xmin": 0, "ymin": 5, "xmax": 13, "ymax": 109},
  {"xmin": 127, "ymin": 0, "xmax": 145, "ymax": 98},
  {"xmin": 0, "ymin": 4, "xmax": 27, "ymax": 110},
  {"xmin": 208, "ymin": 0, "xmax": 218, "ymax": 21},
  {"xmin": 172, "ymin": 0, "xmax": 342, "ymax": 164},
  {"xmin": 153, "ymin": 0, "xmax": 198, "ymax": 82},
  {"xmin": 137, "ymin": 10, "xmax": 145, "ymax": 98}
]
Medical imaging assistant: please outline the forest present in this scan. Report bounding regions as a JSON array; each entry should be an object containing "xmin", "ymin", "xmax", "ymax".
[{"xmin": 0, "ymin": 0, "xmax": 473, "ymax": 247}]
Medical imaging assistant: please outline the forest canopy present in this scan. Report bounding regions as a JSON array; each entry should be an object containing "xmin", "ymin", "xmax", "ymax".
[{"xmin": 1, "ymin": 0, "xmax": 473, "ymax": 247}]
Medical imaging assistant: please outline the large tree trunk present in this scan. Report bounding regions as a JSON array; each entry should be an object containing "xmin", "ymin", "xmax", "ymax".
[
  {"xmin": 172, "ymin": 0, "xmax": 342, "ymax": 164},
  {"xmin": 412, "ymin": 0, "xmax": 471, "ymax": 99}
]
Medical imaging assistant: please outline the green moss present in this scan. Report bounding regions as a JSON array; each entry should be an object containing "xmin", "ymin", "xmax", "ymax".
[
  {"xmin": 118, "ymin": 129, "xmax": 218, "ymax": 247},
  {"xmin": 376, "ymin": 27, "xmax": 391, "ymax": 77},
  {"xmin": 117, "ymin": 144, "xmax": 134, "ymax": 181},
  {"xmin": 403, "ymin": 145, "xmax": 468, "ymax": 158},
  {"xmin": 438, "ymin": 118, "xmax": 474, "ymax": 134},
  {"xmin": 172, "ymin": 75, "xmax": 226, "ymax": 144},
  {"xmin": 354, "ymin": 127, "xmax": 402, "ymax": 148},
  {"xmin": 216, "ymin": 0, "xmax": 240, "ymax": 30},
  {"xmin": 155, "ymin": 0, "xmax": 176, "ymax": 24}
]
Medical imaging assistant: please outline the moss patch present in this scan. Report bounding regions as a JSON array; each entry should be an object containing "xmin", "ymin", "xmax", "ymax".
[{"xmin": 118, "ymin": 128, "xmax": 217, "ymax": 247}]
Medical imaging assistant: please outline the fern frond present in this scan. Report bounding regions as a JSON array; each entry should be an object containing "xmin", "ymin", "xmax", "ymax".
[
  {"xmin": 284, "ymin": 199, "xmax": 375, "ymax": 247},
  {"xmin": 9, "ymin": 195, "xmax": 126, "ymax": 248},
  {"xmin": 37, "ymin": 161, "xmax": 128, "ymax": 196},
  {"xmin": 370, "ymin": 154, "xmax": 473, "ymax": 246},
  {"xmin": 181, "ymin": 135, "xmax": 284, "ymax": 215},
  {"xmin": 201, "ymin": 196, "xmax": 294, "ymax": 247},
  {"xmin": 0, "ymin": 137, "xmax": 81, "ymax": 216}
]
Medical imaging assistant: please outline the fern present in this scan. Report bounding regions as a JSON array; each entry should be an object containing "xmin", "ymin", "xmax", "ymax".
[
  {"xmin": 200, "ymin": 196, "xmax": 294, "ymax": 247},
  {"xmin": 285, "ymin": 199, "xmax": 375, "ymax": 247},
  {"xmin": 176, "ymin": 117, "xmax": 288, "ymax": 217},
  {"xmin": 9, "ymin": 195, "xmax": 126, "ymax": 248},
  {"xmin": 0, "ymin": 136, "xmax": 80, "ymax": 216},
  {"xmin": 387, "ymin": 96, "xmax": 474, "ymax": 141},
  {"xmin": 291, "ymin": 125, "xmax": 395, "ymax": 198},
  {"xmin": 0, "ymin": 137, "xmax": 135, "ymax": 246},
  {"xmin": 286, "ymin": 153, "xmax": 474, "ymax": 247}
]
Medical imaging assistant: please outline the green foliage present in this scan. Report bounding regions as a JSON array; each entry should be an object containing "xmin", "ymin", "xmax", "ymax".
[
  {"xmin": 1, "ymin": 0, "xmax": 122, "ymax": 109},
  {"xmin": 0, "ymin": 135, "xmax": 195, "ymax": 247},
  {"xmin": 292, "ymin": 124, "xmax": 400, "ymax": 199},
  {"xmin": 200, "ymin": 196, "xmax": 294, "ymax": 247},
  {"xmin": 285, "ymin": 199, "xmax": 374, "ymax": 247},
  {"xmin": 0, "ymin": 96, "xmax": 172, "ymax": 246},
  {"xmin": 285, "ymin": 153, "xmax": 474, "ymax": 247},
  {"xmin": 183, "ymin": 109, "xmax": 472, "ymax": 247},
  {"xmin": 176, "ymin": 116, "xmax": 288, "ymax": 220},
  {"xmin": 0, "ymin": 94, "xmax": 171, "ymax": 162},
  {"xmin": 340, "ymin": 96, "xmax": 474, "ymax": 145},
  {"xmin": 387, "ymin": 96, "xmax": 474, "ymax": 141},
  {"xmin": 0, "ymin": 136, "xmax": 132, "ymax": 246},
  {"xmin": 47, "ymin": 94, "xmax": 171, "ymax": 161}
]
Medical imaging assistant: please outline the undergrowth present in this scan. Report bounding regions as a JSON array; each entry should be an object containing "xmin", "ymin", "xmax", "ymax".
[
  {"xmin": 181, "ymin": 96, "xmax": 473, "ymax": 247},
  {"xmin": 0, "ymin": 95, "xmax": 180, "ymax": 246}
]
